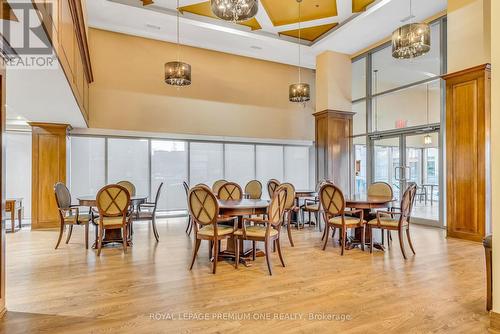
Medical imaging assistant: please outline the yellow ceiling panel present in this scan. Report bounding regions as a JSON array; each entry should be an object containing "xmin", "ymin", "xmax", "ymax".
[
  {"xmin": 179, "ymin": 1, "xmax": 262, "ymax": 31},
  {"xmin": 261, "ymin": 0, "xmax": 338, "ymax": 27},
  {"xmin": 352, "ymin": 0, "xmax": 375, "ymax": 13},
  {"xmin": 279, "ymin": 23, "xmax": 338, "ymax": 42}
]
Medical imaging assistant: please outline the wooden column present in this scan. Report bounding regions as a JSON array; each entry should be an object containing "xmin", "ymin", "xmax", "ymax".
[
  {"xmin": 443, "ymin": 64, "xmax": 491, "ymax": 242},
  {"xmin": 30, "ymin": 123, "xmax": 71, "ymax": 230},
  {"xmin": 314, "ymin": 110, "xmax": 354, "ymax": 194}
]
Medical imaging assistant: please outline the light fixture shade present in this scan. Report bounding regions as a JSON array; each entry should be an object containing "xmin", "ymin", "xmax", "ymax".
[
  {"xmin": 164, "ymin": 61, "xmax": 191, "ymax": 87},
  {"xmin": 392, "ymin": 23, "xmax": 431, "ymax": 59},
  {"xmin": 424, "ymin": 134, "xmax": 432, "ymax": 145},
  {"xmin": 210, "ymin": 0, "xmax": 258, "ymax": 22},
  {"xmin": 289, "ymin": 83, "xmax": 310, "ymax": 103}
]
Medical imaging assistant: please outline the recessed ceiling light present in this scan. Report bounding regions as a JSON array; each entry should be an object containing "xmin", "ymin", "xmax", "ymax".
[
  {"xmin": 146, "ymin": 23, "xmax": 161, "ymax": 30},
  {"xmin": 250, "ymin": 45, "xmax": 262, "ymax": 50}
]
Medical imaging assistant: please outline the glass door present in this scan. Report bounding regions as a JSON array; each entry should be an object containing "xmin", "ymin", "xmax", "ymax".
[
  {"xmin": 372, "ymin": 136, "xmax": 403, "ymax": 201},
  {"xmin": 404, "ymin": 132, "xmax": 440, "ymax": 225}
]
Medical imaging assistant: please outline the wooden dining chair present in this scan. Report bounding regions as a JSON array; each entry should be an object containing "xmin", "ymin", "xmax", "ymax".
[
  {"xmin": 134, "ymin": 182, "xmax": 163, "ymax": 242},
  {"xmin": 244, "ymin": 180, "xmax": 262, "ymax": 199},
  {"xmin": 367, "ymin": 181, "xmax": 394, "ymax": 245},
  {"xmin": 367, "ymin": 183, "xmax": 417, "ymax": 259},
  {"xmin": 212, "ymin": 179, "xmax": 228, "ymax": 194},
  {"xmin": 320, "ymin": 183, "xmax": 366, "ymax": 255},
  {"xmin": 183, "ymin": 181, "xmax": 193, "ymax": 235},
  {"xmin": 301, "ymin": 179, "xmax": 331, "ymax": 230},
  {"xmin": 188, "ymin": 185, "xmax": 237, "ymax": 274},
  {"xmin": 117, "ymin": 180, "xmax": 136, "ymax": 197},
  {"xmin": 54, "ymin": 182, "xmax": 91, "ymax": 249},
  {"xmin": 267, "ymin": 179, "xmax": 280, "ymax": 198},
  {"xmin": 217, "ymin": 182, "xmax": 243, "ymax": 200},
  {"xmin": 96, "ymin": 184, "xmax": 131, "ymax": 256},
  {"xmin": 281, "ymin": 182, "xmax": 298, "ymax": 247},
  {"xmin": 234, "ymin": 184, "xmax": 288, "ymax": 275}
]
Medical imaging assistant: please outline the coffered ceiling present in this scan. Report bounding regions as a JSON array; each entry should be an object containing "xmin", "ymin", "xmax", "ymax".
[{"xmin": 87, "ymin": 0, "xmax": 447, "ymax": 69}]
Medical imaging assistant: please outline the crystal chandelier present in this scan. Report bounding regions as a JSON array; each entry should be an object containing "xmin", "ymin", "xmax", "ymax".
[
  {"xmin": 165, "ymin": 0, "xmax": 191, "ymax": 87},
  {"xmin": 392, "ymin": 0, "xmax": 430, "ymax": 59},
  {"xmin": 210, "ymin": 0, "xmax": 258, "ymax": 22},
  {"xmin": 289, "ymin": 0, "xmax": 310, "ymax": 105}
]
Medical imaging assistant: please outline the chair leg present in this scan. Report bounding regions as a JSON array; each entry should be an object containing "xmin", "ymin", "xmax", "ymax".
[
  {"xmin": 209, "ymin": 240, "xmax": 213, "ymax": 260},
  {"xmin": 300, "ymin": 209, "xmax": 305, "ymax": 230},
  {"xmin": 65, "ymin": 225, "xmax": 73, "ymax": 244},
  {"xmin": 234, "ymin": 238, "xmax": 240, "ymax": 269},
  {"xmin": 387, "ymin": 230, "xmax": 391, "ymax": 250},
  {"xmin": 85, "ymin": 223, "xmax": 89, "ymax": 249},
  {"xmin": 152, "ymin": 217, "xmax": 159, "ymax": 242},
  {"xmin": 189, "ymin": 238, "xmax": 201, "ymax": 270},
  {"xmin": 361, "ymin": 225, "xmax": 365, "ymax": 251},
  {"xmin": 276, "ymin": 238, "xmax": 285, "ymax": 267},
  {"xmin": 322, "ymin": 225, "xmax": 330, "ymax": 250},
  {"xmin": 321, "ymin": 223, "xmax": 327, "ymax": 241},
  {"xmin": 369, "ymin": 226, "xmax": 374, "ymax": 254},
  {"xmin": 264, "ymin": 239, "xmax": 273, "ymax": 275},
  {"xmin": 308, "ymin": 212, "xmax": 311, "ymax": 226},
  {"xmin": 381, "ymin": 230, "xmax": 385, "ymax": 246},
  {"xmin": 398, "ymin": 229, "xmax": 407, "ymax": 259},
  {"xmin": 55, "ymin": 222, "xmax": 65, "ymax": 249},
  {"xmin": 406, "ymin": 227, "xmax": 416, "ymax": 255},
  {"xmin": 252, "ymin": 241, "xmax": 256, "ymax": 261},
  {"xmin": 97, "ymin": 226, "xmax": 104, "ymax": 256},
  {"xmin": 185, "ymin": 215, "xmax": 191, "ymax": 234},
  {"xmin": 332, "ymin": 227, "xmax": 336, "ymax": 239},
  {"xmin": 123, "ymin": 225, "xmax": 128, "ymax": 253},
  {"xmin": 317, "ymin": 212, "xmax": 322, "ymax": 232},
  {"xmin": 287, "ymin": 212, "xmax": 295, "ymax": 247},
  {"xmin": 212, "ymin": 238, "xmax": 219, "ymax": 274},
  {"xmin": 340, "ymin": 226, "xmax": 346, "ymax": 256}
]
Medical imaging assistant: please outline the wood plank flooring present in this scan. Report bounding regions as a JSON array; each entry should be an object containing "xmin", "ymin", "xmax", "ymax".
[{"xmin": 0, "ymin": 219, "xmax": 490, "ymax": 333}]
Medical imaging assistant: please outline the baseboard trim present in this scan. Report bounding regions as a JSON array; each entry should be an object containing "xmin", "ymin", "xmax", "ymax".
[{"xmin": 490, "ymin": 311, "xmax": 500, "ymax": 333}]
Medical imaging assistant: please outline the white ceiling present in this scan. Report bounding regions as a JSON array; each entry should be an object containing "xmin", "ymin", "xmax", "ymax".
[{"xmin": 87, "ymin": 0, "xmax": 447, "ymax": 69}]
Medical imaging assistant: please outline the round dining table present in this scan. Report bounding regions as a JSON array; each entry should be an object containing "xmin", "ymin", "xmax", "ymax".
[
  {"xmin": 77, "ymin": 195, "xmax": 148, "ymax": 248},
  {"xmin": 217, "ymin": 199, "xmax": 269, "ymax": 266},
  {"xmin": 345, "ymin": 194, "xmax": 395, "ymax": 251}
]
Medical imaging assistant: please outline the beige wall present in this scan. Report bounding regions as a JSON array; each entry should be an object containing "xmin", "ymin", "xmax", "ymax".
[
  {"xmin": 88, "ymin": 28, "xmax": 316, "ymax": 141},
  {"xmin": 447, "ymin": 0, "xmax": 491, "ymax": 73},
  {"xmin": 315, "ymin": 51, "xmax": 352, "ymax": 112},
  {"xmin": 490, "ymin": 0, "xmax": 500, "ymax": 313}
]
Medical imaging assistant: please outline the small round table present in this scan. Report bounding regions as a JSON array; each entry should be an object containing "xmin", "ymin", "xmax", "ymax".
[
  {"xmin": 218, "ymin": 199, "xmax": 269, "ymax": 266},
  {"xmin": 345, "ymin": 195, "xmax": 395, "ymax": 250},
  {"xmin": 77, "ymin": 195, "xmax": 147, "ymax": 247}
]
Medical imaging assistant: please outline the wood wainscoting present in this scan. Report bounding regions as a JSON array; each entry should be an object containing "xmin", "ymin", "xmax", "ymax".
[
  {"xmin": 443, "ymin": 64, "xmax": 491, "ymax": 242},
  {"xmin": 314, "ymin": 110, "xmax": 353, "ymax": 193},
  {"xmin": 30, "ymin": 123, "xmax": 71, "ymax": 230}
]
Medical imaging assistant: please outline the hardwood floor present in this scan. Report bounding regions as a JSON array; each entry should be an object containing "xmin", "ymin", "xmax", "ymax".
[{"xmin": 0, "ymin": 219, "xmax": 489, "ymax": 333}]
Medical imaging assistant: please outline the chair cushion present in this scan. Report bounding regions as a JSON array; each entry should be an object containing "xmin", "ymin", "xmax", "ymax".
[
  {"xmin": 304, "ymin": 204, "xmax": 319, "ymax": 211},
  {"xmin": 368, "ymin": 217, "xmax": 407, "ymax": 228},
  {"xmin": 198, "ymin": 224, "xmax": 234, "ymax": 237},
  {"xmin": 101, "ymin": 216, "xmax": 127, "ymax": 226},
  {"xmin": 328, "ymin": 216, "xmax": 365, "ymax": 226},
  {"xmin": 64, "ymin": 213, "xmax": 91, "ymax": 224},
  {"xmin": 234, "ymin": 225, "xmax": 279, "ymax": 238}
]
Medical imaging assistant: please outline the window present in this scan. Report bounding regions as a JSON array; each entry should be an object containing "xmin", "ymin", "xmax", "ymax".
[
  {"xmin": 69, "ymin": 136, "xmax": 105, "ymax": 200},
  {"xmin": 189, "ymin": 142, "xmax": 224, "ymax": 187},
  {"xmin": 151, "ymin": 140, "xmax": 188, "ymax": 211},
  {"xmin": 371, "ymin": 22, "xmax": 441, "ymax": 93},
  {"xmin": 6, "ymin": 132, "xmax": 32, "ymax": 219},
  {"xmin": 353, "ymin": 136, "xmax": 366, "ymax": 196},
  {"xmin": 107, "ymin": 138, "xmax": 149, "ymax": 197},
  {"xmin": 224, "ymin": 144, "xmax": 255, "ymax": 187},
  {"xmin": 353, "ymin": 101, "xmax": 367, "ymax": 135},
  {"xmin": 256, "ymin": 145, "xmax": 283, "ymax": 198},
  {"xmin": 284, "ymin": 146, "xmax": 310, "ymax": 189},
  {"xmin": 352, "ymin": 57, "xmax": 366, "ymax": 100}
]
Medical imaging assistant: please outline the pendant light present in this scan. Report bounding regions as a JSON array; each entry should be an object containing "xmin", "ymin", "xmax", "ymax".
[
  {"xmin": 424, "ymin": 83, "xmax": 432, "ymax": 145},
  {"xmin": 210, "ymin": 0, "xmax": 258, "ymax": 22},
  {"xmin": 165, "ymin": 0, "xmax": 191, "ymax": 87},
  {"xmin": 289, "ymin": 0, "xmax": 310, "ymax": 105},
  {"xmin": 392, "ymin": 0, "xmax": 430, "ymax": 59}
]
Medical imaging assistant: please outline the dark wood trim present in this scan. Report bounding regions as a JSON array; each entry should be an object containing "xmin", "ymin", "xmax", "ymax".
[
  {"xmin": 70, "ymin": 0, "xmax": 94, "ymax": 83},
  {"xmin": 490, "ymin": 311, "xmax": 500, "ymax": 333},
  {"xmin": 442, "ymin": 63, "xmax": 491, "ymax": 80}
]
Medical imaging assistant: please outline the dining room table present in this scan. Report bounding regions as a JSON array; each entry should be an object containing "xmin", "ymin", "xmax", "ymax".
[
  {"xmin": 77, "ymin": 194, "xmax": 148, "ymax": 248},
  {"xmin": 217, "ymin": 198, "xmax": 269, "ymax": 266},
  {"xmin": 345, "ymin": 194, "xmax": 395, "ymax": 251}
]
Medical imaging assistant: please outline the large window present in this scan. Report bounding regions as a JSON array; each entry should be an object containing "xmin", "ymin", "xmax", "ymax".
[
  {"xmin": 107, "ymin": 138, "xmax": 149, "ymax": 196},
  {"xmin": 5, "ymin": 132, "xmax": 32, "ymax": 219},
  {"xmin": 69, "ymin": 136, "xmax": 312, "ymax": 213},
  {"xmin": 151, "ymin": 140, "xmax": 188, "ymax": 211}
]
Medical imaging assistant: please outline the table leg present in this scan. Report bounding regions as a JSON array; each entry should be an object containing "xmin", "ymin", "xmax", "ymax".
[
  {"xmin": 10, "ymin": 209, "xmax": 15, "ymax": 232},
  {"xmin": 219, "ymin": 216, "xmax": 264, "ymax": 267}
]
